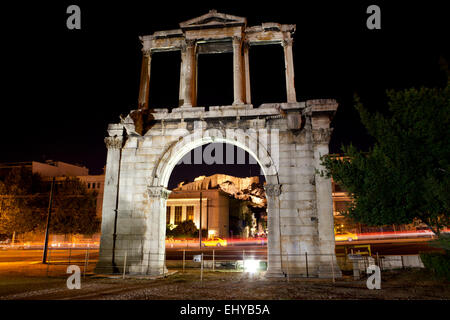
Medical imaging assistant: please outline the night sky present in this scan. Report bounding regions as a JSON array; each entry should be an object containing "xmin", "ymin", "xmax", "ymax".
[{"xmin": 1, "ymin": 1, "xmax": 448, "ymax": 188}]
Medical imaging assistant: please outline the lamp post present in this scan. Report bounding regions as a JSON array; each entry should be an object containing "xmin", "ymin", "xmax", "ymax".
[
  {"xmin": 42, "ymin": 177, "xmax": 55, "ymax": 264},
  {"xmin": 199, "ymin": 192, "xmax": 202, "ymax": 249}
]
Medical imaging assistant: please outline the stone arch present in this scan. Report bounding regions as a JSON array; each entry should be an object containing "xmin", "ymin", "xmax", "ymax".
[
  {"xmin": 96, "ymin": 11, "xmax": 343, "ymax": 279},
  {"xmin": 149, "ymin": 130, "xmax": 282, "ymax": 276},
  {"xmin": 151, "ymin": 130, "xmax": 280, "ymax": 189}
]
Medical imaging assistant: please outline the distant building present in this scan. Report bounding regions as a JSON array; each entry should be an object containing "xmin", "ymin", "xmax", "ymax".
[
  {"xmin": 168, "ymin": 189, "xmax": 230, "ymax": 238},
  {"xmin": 76, "ymin": 174, "xmax": 105, "ymax": 218},
  {"xmin": 168, "ymin": 174, "xmax": 266, "ymax": 238},
  {"xmin": 0, "ymin": 160, "xmax": 88, "ymax": 178},
  {"xmin": 0, "ymin": 160, "xmax": 105, "ymax": 218}
]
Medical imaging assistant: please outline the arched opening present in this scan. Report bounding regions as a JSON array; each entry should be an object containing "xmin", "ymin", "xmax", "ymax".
[{"xmin": 161, "ymin": 140, "xmax": 276, "ymax": 272}]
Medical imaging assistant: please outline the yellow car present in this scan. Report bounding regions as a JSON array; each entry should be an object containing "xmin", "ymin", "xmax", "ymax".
[
  {"xmin": 202, "ymin": 237, "xmax": 227, "ymax": 247},
  {"xmin": 335, "ymin": 232, "xmax": 358, "ymax": 242}
]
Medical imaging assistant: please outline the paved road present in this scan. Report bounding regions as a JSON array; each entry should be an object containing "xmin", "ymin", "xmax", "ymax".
[
  {"xmin": 0, "ymin": 238, "xmax": 442, "ymax": 264},
  {"xmin": 167, "ymin": 238, "xmax": 442, "ymax": 261},
  {"xmin": 0, "ymin": 248, "xmax": 98, "ymax": 264}
]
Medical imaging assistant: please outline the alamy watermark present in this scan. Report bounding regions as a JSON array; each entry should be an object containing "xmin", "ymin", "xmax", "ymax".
[
  {"xmin": 66, "ymin": 265, "xmax": 81, "ymax": 289},
  {"xmin": 172, "ymin": 126, "xmax": 280, "ymax": 176},
  {"xmin": 366, "ymin": 5, "xmax": 381, "ymax": 30},
  {"xmin": 366, "ymin": 265, "xmax": 381, "ymax": 289},
  {"xmin": 66, "ymin": 5, "xmax": 81, "ymax": 30}
]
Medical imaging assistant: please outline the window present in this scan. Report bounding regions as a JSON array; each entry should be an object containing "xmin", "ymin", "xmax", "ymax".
[
  {"xmin": 186, "ymin": 206, "xmax": 194, "ymax": 221},
  {"xmin": 166, "ymin": 206, "xmax": 171, "ymax": 224},
  {"xmin": 334, "ymin": 201, "xmax": 351, "ymax": 214},
  {"xmin": 174, "ymin": 206, "xmax": 182, "ymax": 225},
  {"xmin": 87, "ymin": 183, "xmax": 91, "ymax": 189}
]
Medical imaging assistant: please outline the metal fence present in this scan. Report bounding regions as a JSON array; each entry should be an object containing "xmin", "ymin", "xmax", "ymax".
[
  {"xmin": 0, "ymin": 246, "xmax": 97, "ymax": 278},
  {"xmin": 0, "ymin": 246, "xmax": 425, "ymax": 281},
  {"xmin": 93, "ymin": 249, "xmax": 351, "ymax": 282}
]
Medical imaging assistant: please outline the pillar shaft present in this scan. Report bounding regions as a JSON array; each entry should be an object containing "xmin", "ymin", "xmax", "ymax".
[
  {"xmin": 138, "ymin": 50, "xmax": 152, "ymax": 109},
  {"xmin": 311, "ymin": 123, "xmax": 342, "ymax": 278},
  {"xmin": 283, "ymin": 39, "xmax": 296, "ymax": 103},
  {"xmin": 129, "ymin": 186, "xmax": 171, "ymax": 275},
  {"xmin": 232, "ymin": 36, "xmax": 245, "ymax": 105},
  {"xmin": 182, "ymin": 40, "xmax": 196, "ymax": 107},
  {"xmin": 95, "ymin": 135, "xmax": 123, "ymax": 273},
  {"xmin": 265, "ymin": 184, "xmax": 284, "ymax": 277},
  {"xmin": 243, "ymin": 41, "xmax": 251, "ymax": 104},
  {"xmin": 179, "ymin": 48, "xmax": 186, "ymax": 106}
]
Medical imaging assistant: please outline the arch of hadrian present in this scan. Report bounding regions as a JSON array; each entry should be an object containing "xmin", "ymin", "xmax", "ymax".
[{"xmin": 95, "ymin": 10, "xmax": 342, "ymax": 278}]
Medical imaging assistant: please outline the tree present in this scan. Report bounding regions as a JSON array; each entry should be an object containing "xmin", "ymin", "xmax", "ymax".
[
  {"xmin": 229, "ymin": 199, "xmax": 254, "ymax": 237},
  {"xmin": 0, "ymin": 167, "xmax": 48, "ymax": 235},
  {"xmin": 170, "ymin": 220, "xmax": 198, "ymax": 238},
  {"xmin": 0, "ymin": 169, "xmax": 100, "ymax": 236},
  {"xmin": 51, "ymin": 177, "xmax": 100, "ymax": 235},
  {"xmin": 321, "ymin": 82, "xmax": 450, "ymax": 235}
]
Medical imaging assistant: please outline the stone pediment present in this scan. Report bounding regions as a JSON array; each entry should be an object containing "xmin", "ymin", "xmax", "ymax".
[{"xmin": 179, "ymin": 9, "xmax": 246, "ymax": 30}]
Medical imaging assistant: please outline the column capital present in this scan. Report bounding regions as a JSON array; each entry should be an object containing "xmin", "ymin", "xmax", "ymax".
[
  {"xmin": 185, "ymin": 39, "xmax": 196, "ymax": 48},
  {"xmin": 282, "ymin": 38, "xmax": 293, "ymax": 47},
  {"xmin": 242, "ymin": 39, "xmax": 251, "ymax": 50},
  {"xmin": 142, "ymin": 48, "xmax": 152, "ymax": 57},
  {"xmin": 104, "ymin": 136, "xmax": 123, "ymax": 149},
  {"xmin": 312, "ymin": 128, "xmax": 333, "ymax": 145},
  {"xmin": 232, "ymin": 36, "xmax": 242, "ymax": 46},
  {"xmin": 180, "ymin": 42, "xmax": 187, "ymax": 53},
  {"xmin": 147, "ymin": 186, "xmax": 172, "ymax": 199},
  {"xmin": 265, "ymin": 184, "xmax": 282, "ymax": 197}
]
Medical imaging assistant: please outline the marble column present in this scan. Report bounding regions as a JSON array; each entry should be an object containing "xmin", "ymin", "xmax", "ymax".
[
  {"xmin": 265, "ymin": 183, "xmax": 284, "ymax": 277},
  {"xmin": 243, "ymin": 40, "xmax": 251, "ymax": 104},
  {"xmin": 138, "ymin": 49, "xmax": 152, "ymax": 109},
  {"xmin": 179, "ymin": 45, "xmax": 186, "ymax": 106},
  {"xmin": 131, "ymin": 186, "xmax": 171, "ymax": 275},
  {"xmin": 283, "ymin": 38, "xmax": 297, "ymax": 103},
  {"xmin": 182, "ymin": 40, "xmax": 196, "ymax": 107},
  {"xmin": 312, "ymin": 125, "xmax": 342, "ymax": 278},
  {"xmin": 95, "ymin": 132, "xmax": 124, "ymax": 274},
  {"xmin": 232, "ymin": 36, "xmax": 245, "ymax": 105}
]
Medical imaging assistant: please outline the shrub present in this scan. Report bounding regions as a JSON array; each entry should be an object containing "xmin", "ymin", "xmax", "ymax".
[{"xmin": 420, "ymin": 252, "xmax": 450, "ymax": 281}]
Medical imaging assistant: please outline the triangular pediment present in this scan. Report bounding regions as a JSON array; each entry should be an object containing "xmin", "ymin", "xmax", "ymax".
[{"xmin": 180, "ymin": 10, "xmax": 246, "ymax": 29}]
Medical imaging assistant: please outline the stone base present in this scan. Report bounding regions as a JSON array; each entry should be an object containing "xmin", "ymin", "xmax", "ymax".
[
  {"xmin": 94, "ymin": 261, "xmax": 120, "ymax": 275},
  {"xmin": 264, "ymin": 270, "xmax": 286, "ymax": 278},
  {"xmin": 127, "ymin": 263, "xmax": 167, "ymax": 276},
  {"xmin": 318, "ymin": 263, "xmax": 343, "ymax": 279}
]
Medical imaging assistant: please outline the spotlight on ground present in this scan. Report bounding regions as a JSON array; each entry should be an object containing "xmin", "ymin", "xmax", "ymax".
[{"xmin": 244, "ymin": 259, "xmax": 260, "ymax": 273}]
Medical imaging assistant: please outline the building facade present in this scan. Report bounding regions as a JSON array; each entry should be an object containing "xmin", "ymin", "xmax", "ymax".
[
  {"xmin": 0, "ymin": 160, "xmax": 105, "ymax": 218},
  {"xmin": 167, "ymin": 189, "xmax": 229, "ymax": 238}
]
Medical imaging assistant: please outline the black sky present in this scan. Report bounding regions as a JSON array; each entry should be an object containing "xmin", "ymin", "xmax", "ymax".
[{"xmin": 1, "ymin": 1, "xmax": 448, "ymax": 183}]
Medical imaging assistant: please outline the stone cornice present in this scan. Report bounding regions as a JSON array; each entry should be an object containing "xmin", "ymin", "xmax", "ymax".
[{"xmin": 131, "ymin": 102, "xmax": 307, "ymax": 122}]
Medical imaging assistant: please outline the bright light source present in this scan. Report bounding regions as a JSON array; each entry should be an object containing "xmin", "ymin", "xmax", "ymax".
[{"xmin": 244, "ymin": 259, "xmax": 260, "ymax": 273}]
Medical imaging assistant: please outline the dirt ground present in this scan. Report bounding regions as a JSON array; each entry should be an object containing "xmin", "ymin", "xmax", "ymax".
[{"xmin": 0, "ymin": 264, "xmax": 449, "ymax": 300}]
